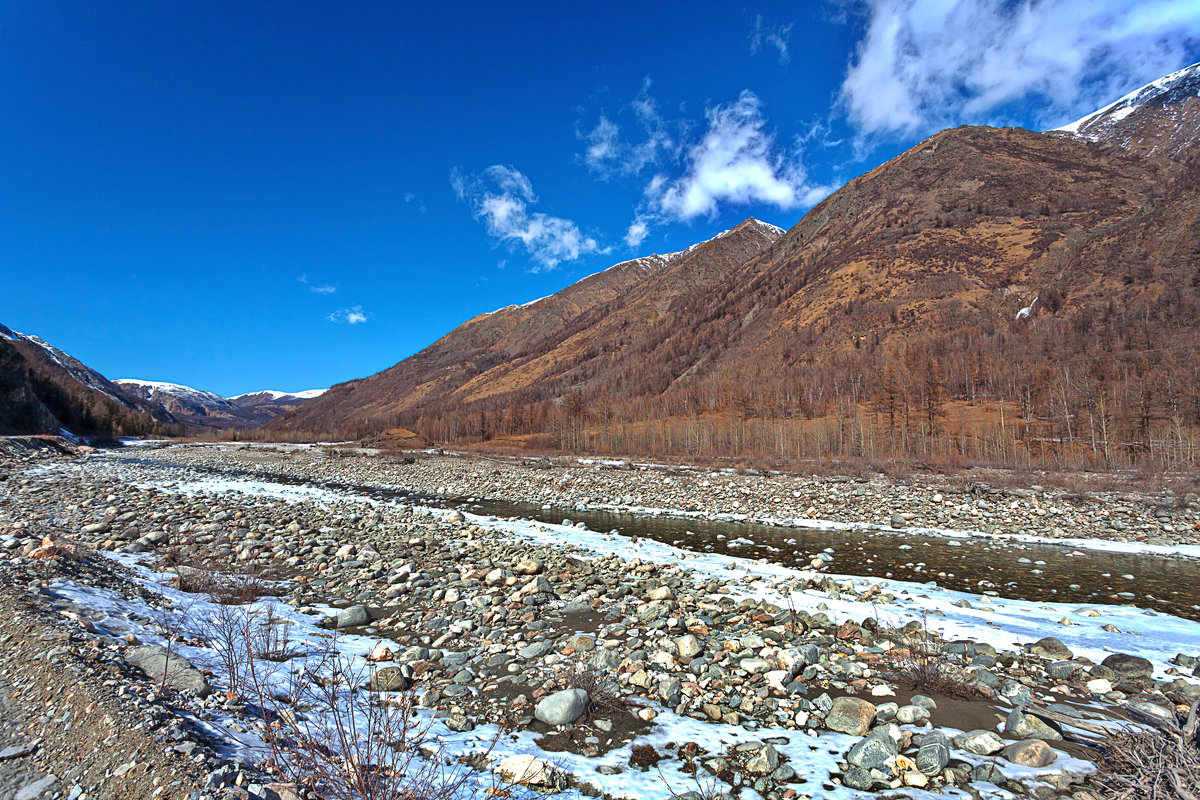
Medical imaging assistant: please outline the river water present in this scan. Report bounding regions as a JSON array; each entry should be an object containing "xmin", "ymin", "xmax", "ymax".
[{"xmin": 118, "ymin": 455, "xmax": 1200, "ymax": 620}]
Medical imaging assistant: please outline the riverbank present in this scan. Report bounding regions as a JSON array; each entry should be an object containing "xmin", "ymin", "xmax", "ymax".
[
  {"xmin": 134, "ymin": 442, "xmax": 1200, "ymax": 555},
  {"xmin": 1, "ymin": 442, "xmax": 1198, "ymax": 800}
]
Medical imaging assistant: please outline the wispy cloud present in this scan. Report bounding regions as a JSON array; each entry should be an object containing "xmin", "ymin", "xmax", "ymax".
[
  {"xmin": 328, "ymin": 305, "xmax": 367, "ymax": 324},
  {"xmin": 840, "ymin": 0, "xmax": 1200, "ymax": 139},
  {"xmin": 578, "ymin": 78, "xmax": 683, "ymax": 180},
  {"xmin": 635, "ymin": 91, "xmax": 836, "ymax": 233},
  {"xmin": 749, "ymin": 14, "xmax": 794, "ymax": 65},
  {"xmin": 452, "ymin": 165, "xmax": 604, "ymax": 271},
  {"xmin": 298, "ymin": 274, "xmax": 336, "ymax": 294},
  {"xmin": 403, "ymin": 192, "xmax": 428, "ymax": 214}
]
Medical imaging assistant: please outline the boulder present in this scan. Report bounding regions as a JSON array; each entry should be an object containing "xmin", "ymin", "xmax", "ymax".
[
  {"xmin": 519, "ymin": 641, "xmax": 553, "ymax": 660},
  {"xmin": 916, "ymin": 731, "xmax": 950, "ymax": 775},
  {"xmin": 513, "ymin": 558, "xmax": 543, "ymax": 575},
  {"xmin": 1004, "ymin": 709, "xmax": 1062, "ymax": 741},
  {"xmin": 676, "ymin": 635, "xmax": 703, "ymax": 660},
  {"xmin": 495, "ymin": 755, "xmax": 568, "ymax": 790},
  {"xmin": 825, "ymin": 696, "xmax": 876, "ymax": 736},
  {"xmin": 846, "ymin": 734, "xmax": 897, "ymax": 770},
  {"xmin": 1003, "ymin": 739, "xmax": 1057, "ymax": 768},
  {"xmin": 952, "ymin": 729, "xmax": 1005, "ymax": 755},
  {"xmin": 368, "ymin": 667, "xmax": 412, "ymax": 692},
  {"xmin": 1101, "ymin": 653, "xmax": 1153, "ymax": 681},
  {"xmin": 535, "ymin": 688, "xmax": 590, "ymax": 726},
  {"xmin": 744, "ymin": 744, "xmax": 781, "ymax": 774},
  {"xmin": 125, "ymin": 645, "xmax": 211, "ymax": 698},
  {"xmin": 1028, "ymin": 637, "xmax": 1073, "ymax": 660},
  {"xmin": 334, "ymin": 604, "xmax": 371, "ymax": 628}
]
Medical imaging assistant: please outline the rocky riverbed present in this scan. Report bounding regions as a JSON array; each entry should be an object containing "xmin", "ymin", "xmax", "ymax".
[
  {"xmin": 0, "ymin": 440, "xmax": 1198, "ymax": 800},
  {"xmin": 132, "ymin": 443, "xmax": 1200, "ymax": 553}
]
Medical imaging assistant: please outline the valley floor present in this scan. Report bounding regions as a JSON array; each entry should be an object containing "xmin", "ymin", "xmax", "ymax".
[{"xmin": 0, "ymin": 440, "xmax": 1198, "ymax": 800}]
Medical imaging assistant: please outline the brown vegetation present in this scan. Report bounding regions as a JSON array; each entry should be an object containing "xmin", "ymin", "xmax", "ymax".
[{"xmin": 271, "ymin": 121, "xmax": 1200, "ymax": 473}]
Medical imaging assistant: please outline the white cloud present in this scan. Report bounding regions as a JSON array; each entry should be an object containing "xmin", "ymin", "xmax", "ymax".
[
  {"xmin": 624, "ymin": 220, "xmax": 649, "ymax": 248},
  {"xmin": 452, "ymin": 165, "xmax": 602, "ymax": 270},
  {"xmin": 328, "ymin": 305, "xmax": 367, "ymax": 324},
  {"xmin": 643, "ymin": 91, "xmax": 835, "ymax": 223},
  {"xmin": 841, "ymin": 0, "xmax": 1200, "ymax": 139},
  {"xmin": 749, "ymin": 15, "xmax": 794, "ymax": 64},
  {"xmin": 298, "ymin": 274, "xmax": 336, "ymax": 294},
  {"xmin": 579, "ymin": 78, "xmax": 680, "ymax": 180}
]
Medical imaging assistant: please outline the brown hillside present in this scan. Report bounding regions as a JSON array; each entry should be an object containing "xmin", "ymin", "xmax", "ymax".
[
  {"xmin": 271, "ymin": 219, "xmax": 784, "ymax": 434},
  {"xmin": 272, "ymin": 102, "xmax": 1200, "ymax": 468}
]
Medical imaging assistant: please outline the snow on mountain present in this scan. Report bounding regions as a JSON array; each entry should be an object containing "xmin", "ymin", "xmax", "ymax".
[
  {"xmin": 115, "ymin": 379, "xmax": 232, "ymax": 409},
  {"xmin": 1052, "ymin": 62, "xmax": 1200, "ymax": 156},
  {"xmin": 483, "ymin": 218, "xmax": 786, "ymax": 316},
  {"xmin": 1, "ymin": 323, "xmax": 124, "ymax": 401},
  {"xmin": 228, "ymin": 389, "xmax": 327, "ymax": 402}
]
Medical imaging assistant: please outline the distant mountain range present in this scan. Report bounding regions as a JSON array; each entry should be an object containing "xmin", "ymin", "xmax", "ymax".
[
  {"xmin": 0, "ymin": 322, "xmax": 324, "ymax": 436},
  {"xmin": 271, "ymin": 62, "xmax": 1200, "ymax": 468},
  {"xmin": 115, "ymin": 380, "xmax": 325, "ymax": 429}
]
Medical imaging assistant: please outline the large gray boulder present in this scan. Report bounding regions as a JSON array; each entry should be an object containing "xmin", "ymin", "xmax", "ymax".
[
  {"xmin": 825, "ymin": 696, "xmax": 876, "ymax": 735},
  {"xmin": 1004, "ymin": 709, "xmax": 1062, "ymax": 741},
  {"xmin": 125, "ymin": 645, "xmax": 211, "ymax": 698},
  {"xmin": 1028, "ymin": 637, "xmax": 1073, "ymax": 660},
  {"xmin": 1101, "ymin": 653, "xmax": 1153, "ymax": 681},
  {"xmin": 953, "ymin": 729, "xmax": 1005, "ymax": 755},
  {"xmin": 846, "ymin": 734, "xmax": 897, "ymax": 770},
  {"xmin": 368, "ymin": 667, "xmax": 412, "ymax": 692},
  {"xmin": 535, "ymin": 688, "xmax": 590, "ymax": 726},
  {"xmin": 334, "ymin": 604, "xmax": 371, "ymax": 629}
]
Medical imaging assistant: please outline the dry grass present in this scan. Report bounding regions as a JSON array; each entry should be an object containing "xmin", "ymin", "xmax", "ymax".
[
  {"xmin": 889, "ymin": 619, "xmax": 987, "ymax": 701},
  {"xmin": 160, "ymin": 548, "xmax": 279, "ymax": 605}
]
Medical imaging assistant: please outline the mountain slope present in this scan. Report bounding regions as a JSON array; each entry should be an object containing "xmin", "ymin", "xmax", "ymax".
[
  {"xmin": 269, "ymin": 66, "xmax": 1200, "ymax": 468},
  {"xmin": 0, "ymin": 324, "xmax": 179, "ymax": 436},
  {"xmin": 1053, "ymin": 61, "xmax": 1200, "ymax": 158},
  {"xmin": 270, "ymin": 219, "xmax": 785, "ymax": 435}
]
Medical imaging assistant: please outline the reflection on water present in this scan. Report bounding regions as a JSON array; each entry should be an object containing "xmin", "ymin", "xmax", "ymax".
[{"xmin": 463, "ymin": 500, "xmax": 1200, "ymax": 620}]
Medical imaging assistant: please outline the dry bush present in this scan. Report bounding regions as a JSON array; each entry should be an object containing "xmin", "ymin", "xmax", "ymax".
[
  {"xmin": 174, "ymin": 567, "xmax": 274, "ymax": 605},
  {"xmin": 567, "ymin": 659, "xmax": 630, "ymax": 721},
  {"xmin": 161, "ymin": 548, "xmax": 278, "ymax": 605},
  {"xmin": 889, "ymin": 621, "xmax": 986, "ymax": 701},
  {"xmin": 247, "ymin": 642, "xmax": 492, "ymax": 800},
  {"xmin": 248, "ymin": 604, "xmax": 302, "ymax": 662},
  {"xmin": 1091, "ymin": 721, "xmax": 1200, "ymax": 800},
  {"xmin": 199, "ymin": 603, "xmax": 255, "ymax": 696}
]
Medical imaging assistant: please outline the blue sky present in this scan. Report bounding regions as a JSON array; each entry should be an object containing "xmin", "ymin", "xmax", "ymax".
[{"xmin": 2, "ymin": 1, "xmax": 1198, "ymax": 396}]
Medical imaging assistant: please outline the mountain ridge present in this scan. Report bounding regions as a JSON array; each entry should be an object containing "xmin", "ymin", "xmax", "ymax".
[{"xmin": 267, "ymin": 65, "xmax": 1200, "ymax": 469}]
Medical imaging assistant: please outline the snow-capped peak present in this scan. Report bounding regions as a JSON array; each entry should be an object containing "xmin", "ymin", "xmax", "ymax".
[
  {"xmin": 115, "ymin": 379, "xmax": 230, "ymax": 406},
  {"xmin": 1052, "ymin": 61, "xmax": 1200, "ymax": 147},
  {"xmin": 228, "ymin": 388, "xmax": 327, "ymax": 401}
]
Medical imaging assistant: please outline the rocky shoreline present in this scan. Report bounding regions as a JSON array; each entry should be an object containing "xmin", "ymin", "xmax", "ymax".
[
  {"xmin": 0, "ymin": 442, "xmax": 1198, "ymax": 800},
  {"xmin": 138, "ymin": 443, "xmax": 1200, "ymax": 552}
]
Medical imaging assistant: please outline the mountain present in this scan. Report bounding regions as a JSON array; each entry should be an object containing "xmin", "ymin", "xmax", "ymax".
[
  {"xmin": 0, "ymin": 324, "xmax": 178, "ymax": 436},
  {"xmin": 1053, "ymin": 61, "xmax": 1200, "ymax": 158},
  {"xmin": 269, "ymin": 219, "xmax": 786, "ymax": 436},
  {"xmin": 226, "ymin": 389, "xmax": 327, "ymax": 427},
  {"xmin": 229, "ymin": 389, "xmax": 327, "ymax": 404},
  {"xmin": 271, "ymin": 66, "xmax": 1200, "ymax": 469},
  {"xmin": 116, "ymin": 380, "xmax": 326, "ymax": 429}
]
